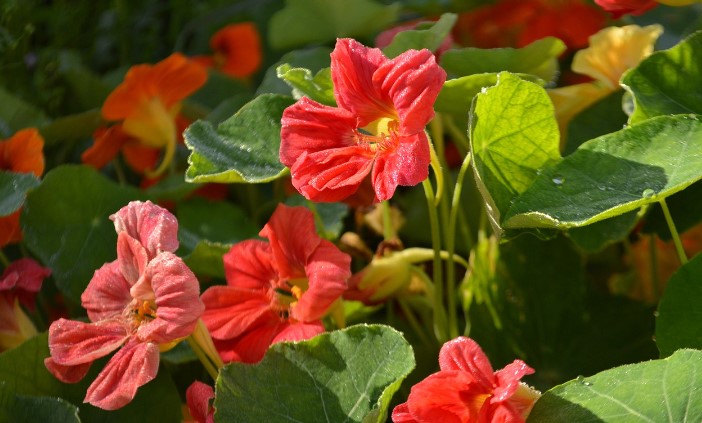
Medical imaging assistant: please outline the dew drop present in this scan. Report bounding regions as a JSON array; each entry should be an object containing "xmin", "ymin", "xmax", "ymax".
[
  {"xmin": 642, "ymin": 188, "xmax": 656, "ymax": 199},
  {"xmin": 552, "ymin": 175, "xmax": 565, "ymax": 185},
  {"xmin": 597, "ymin": 185, "xmax": 606, "ymax": 191}
]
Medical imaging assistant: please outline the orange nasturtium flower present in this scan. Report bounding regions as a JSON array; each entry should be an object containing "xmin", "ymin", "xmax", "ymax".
[
  {"xmin": 0, "ymin": 128, "xmax": 45, "ymax": 247},
  {"xmin": 82, "ymin": 53, "xmax": 207, "ymax": 177},
  {"xmin": 192, "ymin": 23, "xmax": 262, "ymax": 79}
]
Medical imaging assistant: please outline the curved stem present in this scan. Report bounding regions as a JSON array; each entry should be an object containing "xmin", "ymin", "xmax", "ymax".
[
  {"xmin": 422, "ymin": 178, "xmax": 447, "ymax": 342},
  {"xmin": 659, "ymin": 198, "xmax": 687, "ymax": 265}
]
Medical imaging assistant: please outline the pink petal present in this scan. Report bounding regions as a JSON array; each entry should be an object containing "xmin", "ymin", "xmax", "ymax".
[
  {"xmin": 492, "ymin": 360, "xmax": 534, "ymax": 403},
  {"xmin": 270, "ymin": 320, "xmax": 325, "ymax": 344},
  {"xmin": 291, "ymin": 239, "xmax": 350, "ymax": 322},
  {"xmin": 223, "ymin": 240, "xmax": 277, "ymax": 290},
  {"xmin": 406, "ymin": 371, "xmax": 478, "ymax": 423},
  {"xmin": 44, "ymin": 357, "xmax": 91, "ymax": 383},
  {"xmin": 48, "ymin": 318, "xmax": 128, "ymax": 366},
  {"xmin": 260, "ymin": 205, "xmax": 320, "ymax": 280},
  {"xmin": 0, "ymin": 258, "xmax": 51, "ymax": 309},
  {"xmin": 135, "ymin": 252, "xmax": 203, "ymax": 343},
  {"xmin": 373, "ymin": 48, "xmax": 445, "ymax": 135},
  {"xmin": 331, "ymin": 38, "xmax": 395, "ymax": 126},
  {"xmin": 391, "ymin": 402, "xmax": 419, "ymax": 423},
  {"xmin": 117, "ymin": 232, "xmax": 150, "ymax": 287},
  {"xmin": 81, "ymin": 260, "xmax": 132, "ymax": 322},
  {"xmin": 110, "ymin": 200, "xmax": 179, "ymax": 258},
  {"xmin": 84, "ymin": 339, "xmax": 160, "ymax": 410},
  {"xmin": 438, "ymin": 337, "xmax": 495, "ymax": 390},
  {"xmin": 186, "ymin": 381, "xmax": 215, "ymax": 423},
  {"xmin": 201, "ymin": 285, "xmax": 273, "ymax": 340},
  {"xmin": 371, "ymin": 132, "xmax": 430, "ymax": 201},
  {"xmin": 290, "ymin": 149, "xmax": 374, "ymax": 202},
  {"xmin": 480, "ymin": 401, "xmax": 525, "ymax": 423}
]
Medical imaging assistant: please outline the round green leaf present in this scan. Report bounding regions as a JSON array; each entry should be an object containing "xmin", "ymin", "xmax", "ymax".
[
  {"xmin": 0, "ymin": 171, "xmax": 39, "ymax": 216},
  {"xmin": 184, "ymin": 94, "xmax": 295, "ymax": 184},
  {"xmin": 528, "ymin": 349, "xmax": 702, "ymax": 422},
  {"xmin": 214, "ymin": 324, "xmax": 415, "ymax": 423}
]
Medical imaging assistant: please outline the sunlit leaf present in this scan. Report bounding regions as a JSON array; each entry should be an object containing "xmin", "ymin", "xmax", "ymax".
[
  {"xmin": 257, "ymin": 47, "xmax": 333, "ymax": 97},
  {"xmin": 276, "ymin": 64, "xmax": 335, "ymax": 105}
]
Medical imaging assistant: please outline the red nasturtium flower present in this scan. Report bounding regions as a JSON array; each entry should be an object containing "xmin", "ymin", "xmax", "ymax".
[
  {"xmin": 192, "ymin": 22, "xmax": 263, "ymax": 79},
  {"xmin": 0, "ymin": 258, "xmax": 51, "ymax": 351},
  {"xmin": 392, "ymin": 337, "xmax": 540, "ymax": 423},
  {"xmin": 45, "ymin": 201, "xmax": 204, "ymax": 410},
  {"xmin": 201, "ymin": 204, "xmax": 351, "ymax": 363},
  {"xmin": 280, "ymin": 38, "xmax": 446, "ymax": 204},
  {"xmin": 82, "ymin": 53, "xmax": 207, "ymax": 176},
  {"xmin": 0, "ymin": 128, "xmax": 45, "ymax": 247}
]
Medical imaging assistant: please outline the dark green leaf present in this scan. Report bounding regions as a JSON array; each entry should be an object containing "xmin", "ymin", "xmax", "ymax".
[
  {"xmin": 182, "ymin": 240, "xmax": 231, "ymax": 279},
  {"xmin": 567, "ymin": 211, "xmax": 641, "ymax": 253},
  {"xmin": 286, "ymin": 195, "xmax": 349, "ymax": 239},
  {"xmin": 176, "ymin": 197, "xmax": 257, "ymax": 250},
  {"xmin": 22, "ymin": 165, "xmax": 144, "ymax": 304},
  {"xmin": 622, "ymin": 30, "xmax": 702, "ymax": 124},
  {"xmin": 563, "ymin": 91, "xmax": 628, "ymax": 156},
  {"xmin": 268, "ymin": 0, "xmax": 400, "ymax": 49},
  {"xmin": 0, "ymin": 171, "xmax": 40, "ymax": 217},
  {"xmin": 214, "ymin": 325, "xmax": 414, "ymax": 423},
  {"xmin": 0, "ymin": 87, "xmax": 50, "ymax": 135},
  {"xmin": 0, "ymin": 382, "xmax": 81, "ymax": 423},
  {"xmin": 381, "ymin": 13, "xmax": 457, "ymax": 59},
  {"xmin": 39, "ymin": 110, "xmax": 103, "ymax": 146},
  {"xmin": 656, "ymin": 253, "xmax": 702, "ymax": 357},
  {"xmin": 528, "ymin": 349, "xmax": 702, "ymax": 422},
  {"xmin": 184, "ymin": 94, "xmax": 295, "ymax": 184}
]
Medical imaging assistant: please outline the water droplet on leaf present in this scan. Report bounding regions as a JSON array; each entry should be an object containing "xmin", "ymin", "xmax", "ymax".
[
  {"xmin": 642, "ymin": 189, "xmax": 656, "ymax": 199},
  {"xmin": 552, "ymin": 175, "xmax": 564, "ymax": 185}
]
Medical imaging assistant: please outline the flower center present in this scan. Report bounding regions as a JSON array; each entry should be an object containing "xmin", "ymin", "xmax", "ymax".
[
  {"xmin": 355, "ymin": 118, "xmax": 400, "ymax": 155},
  {"xmin": 273, "ymin": 277, "xmax": 308, "ymax": 319},
  {"xmin": 126, "ymin": 299, "xmax": 157, "ymax": 330}
]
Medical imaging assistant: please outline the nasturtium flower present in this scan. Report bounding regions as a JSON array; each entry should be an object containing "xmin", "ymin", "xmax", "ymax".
[
  {"xmin": 185, "ymin": 381, "xmax": 215, "ymax": 423},
  {"xmin": 45, "ymin": 201, "xmax": 204, "ymax": 410},
  {"xmin": 192, "ymin": 22, "xmax": 263, "ymax": 79},
  {"xmin": 0, "ymin": 258, "xmax": 51, "ymax": 351},
  {"xmin": 392, "ymin": 337, "xmax": 540, "ymax": 423},
  {"xmin": 280, "ymin": 38, "xmax": 446, "ymax": 204},
  {"xmin": 201, "ymin": 204, "xmax": 351, "ymax": 363},
  {"xmin": 0, "ymin": 128, "xmax": 45, "ymax": 247},
  {"xmin": 82, "ymin": 53, "xmax": 207, "ymax": 176}
]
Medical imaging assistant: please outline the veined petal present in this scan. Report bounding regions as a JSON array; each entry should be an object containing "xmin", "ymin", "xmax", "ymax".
[
  {"xmin": 44, "ymin": 358, "xmax": 92, "ymax": 383},
  {"xmin": 82, "ymin": 260, "xmax": 132, "ymax": 322},
  {"xmin": 371, "ymin": 132, "xmax": 430, "ymax": 201},
  {"xmin": 292, "ymin": 239, "xmax": 351, "ymax": 322},
  {"xmin": 290, "ymin": 149, "xmax": 374, "ymax": 202},
  {"xmin": 201, "ymin": 285, "xmax": 273, "ymax": 340},
  {"xmin": 135, "ymin": 252, "xmax": 203, "ymax": 343},
  {"xmin": 280, "ymin": 97, "xmax": 358, "ymax": 167},
  {"xmin": 0, "ymin": 128, "xmax": 45, "ymax": 176},
  {"xmin": 84, "ymin": 339, "xmax": 160, "ymax": 410},
  {"xmin": 110, "ymin": 200, "xmax": 179, "ymax": 257},
  {"xmin": 374, "ymin": 48, "xmax": 445, "ymax": 135},
  {"xmin": 438, "ymin": 337, "xmax": 495, "ymax": 390},
  {"xmin": 331, "ymin": 38, "xmax": 394, "ymax": 126},
  {"xmin": 47, "ymin": 318, "xmax": 128, "ymax": 366},
  {"xmin": 492, "ymin": 360, "xmax": 535, "ymax": 403},
  {"xmin": 117, "ymin": 232, "xmax": 149, "ymax": 287},
  {"xmin": 260, "ymin": 204, "xmax": 321, "ymax": 280},
  {"xmin": 223, "ymin": 240, "xmax": 276, "ymax": 290}
]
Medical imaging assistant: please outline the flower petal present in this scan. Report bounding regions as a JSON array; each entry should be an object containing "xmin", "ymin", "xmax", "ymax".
[
  {"xmin": 135, "ymin": 252, "xmax": 203, "ymax": 343},
  {"xmin": 391, "ymin": 402, "xmax": 419, "ymax": 423},
  {"xmin": 48, "ymin": 318, "xmax": 128, "ymax": 366},
  {"xmin": 492, "ymin": 360, "xmax": 535, "ymax": 403},
  {"xmin": 371, "ymin": 132, "xmax": 430, "ymax": 201},
  {"xmin": 201, "ymin": 285, "xmax": 273, "ymax": 340},
  {"xmin": 270, "ymin": 320, "xmax": 325, "ymax": 344},
  {"xmin": 217, "ymin": 320, "xmax": 284, "ymax": 364},
  {"xmin": 44, "ymin": 357, "xmax": 92, "ymax": 383},
  {"xmin": 117, "ymin": 232, "xmax": 150, "ymax": 287},
  {"xmin": 438, "ymin": 337, "xmax": 495, "ymax": 390},
  {"xmin": 84, "ymin": 339, "xmax": 160, "ymax": 410},
  {"xmin": 81, "ymin": 260, "xmax": 132, "ymax": 322},
  {"xmin": 0, "ymin": 258, "xmax": 51, "ymax": 310},
  {"xmin": 0, "ymin": 128, "xmax": 45, "ymax": 176},
  {"xmin": 0, "ymin": 210, "xmax": 22, "ymax": 248},
  {"xmin": 290, "ymin": 149, "xmax": 374, "ymax": 202},
  {"xmin": 407, "ymin": 371, "xmax": 480, "ymax": 423},
  {"xmin": 212, "ymin": 23, "xmax": 262, "ymax": 79},
  {"xmin": 373, "ymin": 48, "xmax": 445, "ymax": 135},
  {"xmin": 186, "ymin": 381, "xmax": 215, "ymax": 423},
  {"xmin": 110, "ymin": 200, "xmax": 179, "ymax": 257},
  {"xmin": 223, "ymin": 240, "xmax": 276, "ymax": 290},
  {"xmin": 81, "ymin": 125, "xmax": 129, "ymax": 170}
]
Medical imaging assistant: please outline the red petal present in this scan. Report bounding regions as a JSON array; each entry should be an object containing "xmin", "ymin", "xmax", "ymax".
[
  {"xmin": 81, "ymin": 125, "xmax": 129, "ymax": 170},
  {"xmin": 48, "ymin": 318, "xmax": 128, "ymax": 366},
  {"xmin": 407, "ymin": 371, "xmax": 479, "ymax": 423},
  {"xmin": 201, "ymin": 285, "xmax": 273, "ymax": 340},
  {"xmin": 223, "ymin": 240, "xmax": 276, "ymax": 290},
  {"xmin": 260, "ymin": 205, "xmax": 320, "ymax": 280},
  {"xmin": 81, "ymin": 260, "xmax": 132, "ymax": 322},
  {"xmin": 391, "ymin": 402, "xmax": 419, "ymax": 423},
  {"xmin": 186, "ymin": 381, "xmax": 215, "ymax": 423},
  {"xmin": 0, "ymin": 258, "xmax": 51, "ymax": 310},
  {"xmin": 44, "ymin": 357, "xmax": 91, "ymax": 383},
  {"xmin": 220, "ymin": 320, "xmax": 285, "ymax": 364},
  {"xmin": 0, "ymin": 128, "xmax": 45, "ymax": 176},
  {"xmin": 270, "ymin": 320, "xmax": 324, "ymax": 344},
  {"xmin": 374, "ymin": 48, "xmax": 445, "ymax": 135},
  {"xmin": 110, "ymin": 200, "xmax": 179, "ymax": 258},
  {"xmin": 289, "ymin": 149, "xmax": 373, "ymax": 202},
  {"xmin": 492, "ymin": 360, "xmax": 534, "ymax": 403},
  {"xmin": 135, "ymin": 252, "xmax": 203, "ymax": 343},
  {"xmin": 331, "ymin": 39, "xmax": 394, "ymax": 126},
  {"xmin": 84, "ymin": 339, "xmax": 160, "ymax": 410},
  {"xmin": 438, "ymin": 337, "xmax": 495, "ymax": 390},
  {"xmin": 371, "ymin": 132, "xmax": 430, "ymax": 201}
]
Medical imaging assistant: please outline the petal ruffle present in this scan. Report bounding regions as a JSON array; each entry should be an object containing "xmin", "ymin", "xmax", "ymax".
[
  {"xmin": 110, "ymin": 200, "xmax": 179, "ymax": 258},
  {"xmin": 438, "ymin": 336, "xmax": 495, "ymax": 390},
  {"xmin": 290, "ymin": 149, "xmax": 374, "ymax": 202},
  {"xmin": 492, "ymin": 360, "xmax": 535, "ymax": 403},
  {"xmin": 371, "ymin": 132, "xmax": 430, "ymax": 201},
  {"xmin": 201, "ymin": 285, "xmax": 273, "ymax": 340},
  {"xmin": 48, "ymin": 318, "xmax": 128, "ymax": 366},
  {"xmin": 84, "ymin": 339, "xmax": 160, "ymax": 410},
  {"xmin": 81, "ymin": 260, "xmax": 132, "ymax": 322},
  {"xmin": 223, "ymin": 240, "xmax": 276, "ymax": 290}
]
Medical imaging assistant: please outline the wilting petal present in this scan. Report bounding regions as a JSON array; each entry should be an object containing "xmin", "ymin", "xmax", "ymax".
[
  {"xmin": 331, "ymin": 38, "xmax": 394, "ymax": 126},
  {"xmin": 117, "ymin": 232, "xmax": 149, "ymax": 287},
  {"xmin": 135, "ymin": 252, "xmax": 203, "ymax": 343},
  {"xmin": 407, "ymin": 371, "xmax": 481, "ymax": 423},
  {"xmin": 223, "ymin": 240, "xmax": 276, "ymax": 290},
  {"xmin": 0, "ymin": 128, "xmax": 45, "ymax": 176},
  {"xmin": 84, "ymin": 339, "xmax": 160, "ymax": 410},
  {"xmin": 201, "ymin": 285, "xmax": 273, "ymax": 340},
  {"xmin": 110, "ymin": 200, "xmax": 179, "ymax": 257},
  {"xmin": 186, "ymin": 381, "xmax": 215, "ymax": 423},
  {"xmin": 82, "ymin": 260, "xmax": 132, "ymax": 322},
  {"xmin": 438, "ymin": 337, "xmax": 495, "ymax": 390},
  {"xmin": 371, "ymin": 132, "xmax": 430, "ymax": 201},
  {"xmin": 260, "ymin": 205, "xmax": 321, "ymax": 280},
  {"xmin": 48, "ymin": 319, "xmax": 128, "ymax": 366},
  {"xmin": 44, "ymin": 358, "xmax": 92, "ymax": 383},
  {"xmin": 292, "ymin": 239, "xmax": 350, "ymax": 322},
  {"xmin": 374, "ymin": 48, "xmax": 445, "ymax": 135},
  {"xmin": 492, "ymin": 360, "xmax": 535, "ymax": 402}
]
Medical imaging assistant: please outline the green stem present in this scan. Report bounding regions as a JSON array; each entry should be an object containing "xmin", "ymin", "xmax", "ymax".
[
  {"xmin": 442, "ymin": 114, "xmax": 470, "ymax": 154},
  {"xmin": 187, "ymin": 337, "xmax": 219, "ymax": 381},
  {"xmin": 112, "ymin": 158, "xmax": 127, "ymax": 186},
  {"xmin": 0, "ymin": 250, "xmax": 9, "ymax": 267},
  {"xmin": 381, "ymin": 200, "xmax": 395, "ymax": 241},
  {"xmin": 422, "ymin": 178, "xmax": 447, "ymax": 342},
  {"xmin": 659, "ymin": 198, "xmax": 688, "ymax": 265}
]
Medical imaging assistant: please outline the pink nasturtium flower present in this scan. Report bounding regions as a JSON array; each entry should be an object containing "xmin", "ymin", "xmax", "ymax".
[
  {"xmin": 0, "ymin": 258, "xmax": 51, "ymax": 351},
  {"xmin": 45, "ymin": 201, "xmax": 204, "ymax": 410},
  {"xmin": 185, "ymin": 381, "xmax": 215, "ymax": 423},
  {"xmin": 280, "ymin": 38, "xmax": 446, "ymax": 204},
  {"xmin": 201, "ymin": 204, "xmax": 351, "ymax": 363},
  {"xmin": 392, "ymin": 337, "xmax": 540, "ymax": 423}
]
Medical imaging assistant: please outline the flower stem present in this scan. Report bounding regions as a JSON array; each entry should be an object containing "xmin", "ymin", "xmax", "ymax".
[
  {"xmin": 381, "ymin": 200, "xmax": 395, "ymax": 241},
  {"xmin": 188, "ymin": 319, "xmax": 224, "ymax": 381},
  {"xmin": 188, "ymin": 336, "xmax": 219, "ymax": 381},
  {"xmin": 423, "ymin": 178, "xmax": 447, "ymax": 342},
  {"xmin": 658, "ymin": 198, "xmax": 687, "ymax": 265}
]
